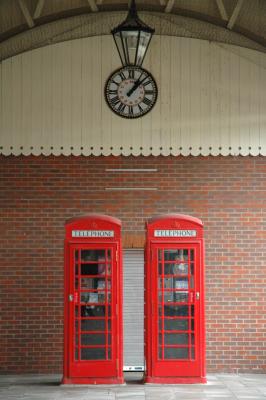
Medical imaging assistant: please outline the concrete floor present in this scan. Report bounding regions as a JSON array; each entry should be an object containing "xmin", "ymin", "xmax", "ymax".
[{"xmin": 0, "ymin": 373, "xmax": 265, "ymax": 400}]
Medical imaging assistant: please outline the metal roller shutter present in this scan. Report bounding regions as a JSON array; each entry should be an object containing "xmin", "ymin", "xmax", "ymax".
[{"xmin": 123, "ymin": 249, "xmax": 144, "ymax": 371}]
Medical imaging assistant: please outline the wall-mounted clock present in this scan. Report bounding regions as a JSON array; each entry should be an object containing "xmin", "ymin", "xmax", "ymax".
[{"xmin": 105, "ymin": 66, "xmax": 158, "ymax": 119}]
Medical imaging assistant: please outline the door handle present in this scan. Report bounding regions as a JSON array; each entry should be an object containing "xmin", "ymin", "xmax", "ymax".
[
  {"xmin": 69, "ymin": 294, "xmax": 74, "ymax": 302},
  {"xmin": 196, "ymin": 292, "xmax": 200, "ymax": 300}
]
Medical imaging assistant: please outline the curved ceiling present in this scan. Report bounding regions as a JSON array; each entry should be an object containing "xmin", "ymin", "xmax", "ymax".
[{"xmin": 0, "ymin": 0, "xmax": 266, "ymax": 61}]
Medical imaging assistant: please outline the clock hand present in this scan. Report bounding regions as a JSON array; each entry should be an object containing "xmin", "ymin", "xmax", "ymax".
[{"xmin": 127, "ymin": 75, "xmax": 147, "ymax": 97}]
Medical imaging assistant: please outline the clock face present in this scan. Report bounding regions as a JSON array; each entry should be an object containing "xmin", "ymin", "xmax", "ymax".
[{"xmin": 105, "ymin": 66, "xmax": 158, "ymax": 119}]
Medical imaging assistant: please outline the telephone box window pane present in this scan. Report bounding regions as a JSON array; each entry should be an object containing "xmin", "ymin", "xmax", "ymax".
[
  {"xmin": 163, "ymin": 305, "xmax": 189, "ymax": 317},
  {"xmin": 81, "ymin": 250, "xmax": 106, "ymax": 262},
  {"xmin": 172, "ymin": 262, "xmax": 188, "ymax": 275},
  {"xmin": 174, "ymin": 277, "xmax": 188, "ymax": 289},
  {"xmin": 80, "ymin": 292, "xmax": 110, "ymax": 304},
  {"xmin": 75, "ymin": 278, "xmax": 79, "ymax": 289},
  {"xmin": 161, "ymin": 318, "xmax": 189, "ymax": 331},
  {"xmin": 164, "ymin": 249, "xmax": 188, "ymax": 261},
  {"xmin": 191, "ymin": 347, "xmax": 195, "ymax": 360},
  {"xmin": 191, "ymin": 305, "xmax": 195, "ymax": 317},
  {"xmin": 164, "ymin": 333, "xmax": 189, "ymax": 345},
  {"xmin": 81, "ymin": 305, "xmax": 111, "ymax": 317},
  {"xmin": 75, "ymin": 332, "xmax": 79, "ymax": 345},
  {"xmin": 190, "ymin": 263, "xmax": 195, "ymax": 289},
  {"xmin": 191, "ymin": 319, "xmax": 194, "ymax": 331},
  {"xmin": 75, "ymin": 348, "xmax": 79, "ymax": 360},
  {"xmin": 191, "ymin": 333, "xmax": 195, "ymax": 345},
  {"xmin": 164, "ymin": 347, "xmax": 189, "ymax": 359},
  {"xmin": 75, "ymin": 306, "xmax": 79, "ymax": 317},
  {"xmin": 174, "ymin": 292, "xmax": 189, "ymax": 303},
  {"xmin": 108, "ymin": 334, "xmax": 111, "ymax": 345},
  {"xmin": 75, "ymin": 265, "xmax": 79, "ymax": 276},
  {"xmin": 75, "ymin": 250, "xmax": 79, "ymax": 261},
  {"xmin": 81, "ymin": 348, "xmax": 105, "ymax": 360},
  {"xmin": 81, "ymin": 333, "xmax": 105, "ymax": 345},
  {"xmin": 190, "ymin": 249, "xmax": 194, "ymax": 261},
  {"xmin": 81, "ymin": 264, "xmax": 111, "ymax": 276},
  {"xmin": 158, "ymin": 250, "xmax": 162, "ymax": 261},
  {"xmin": 108, "ymin": 348, "xmax": 112, "ymax": 360},
  {"xmin": 81, "ymin": 319, "xmax": 111, "ymax": 331}
]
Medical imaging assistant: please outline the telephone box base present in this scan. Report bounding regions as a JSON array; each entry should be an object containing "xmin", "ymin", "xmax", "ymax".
[
  {"xmin": 62, "ymin": 377, "xmax": 124, "ymax": 385},
  {"xmin": 144, "ymin": 376, "xmax": 207, "ymax": 384}
]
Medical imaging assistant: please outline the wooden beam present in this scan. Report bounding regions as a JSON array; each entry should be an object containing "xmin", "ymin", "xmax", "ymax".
[
  {"xmin": 87, "ymin": 0, "xmax": 98, "ymax": 12},
  {"xmin": 227, "ymin": 0, "xmax": 244, "ymax": 29},
  {"xmin": 18, "ymin": 0, "xmax": 34, "ymax": 28},
  {"xmin": 215, "ymin": 0, "xmax": 229, "ymax": 21},
  {"xmin": 165, "ymin": 0, "xmax": 175, "ymax": 13},
  {"xmin": 33, "ymin": 0, "xmax": 45, "ymax": 19}
]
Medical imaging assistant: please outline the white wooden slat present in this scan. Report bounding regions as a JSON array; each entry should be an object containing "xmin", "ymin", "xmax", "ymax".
[
  {"xmin": 229, "ymin": 47, "xmax": 240, "ymax": 155},
  {"xmin": 239, "ymin": 54, "xmax": 250, "ymax": 156},
  {"xmin": 160, "ymin": 35, "xmax": 171, "ymax": 156},
  {"xmin": 1, "ymin": 58, "xmax": 12, "ymax": 155},
  {"xmin": 21, "ymin": 50, "xmax": 32, "ymax": 155},
  {"xmin": 61, "ymin": 41, "xmax": 72, "ymax": 156},
  {"xmin": 210, "ymin": 43, "xmax": 221, "ymax": 156},
  {"xmin": 249, "ymin": 51, "xmax": 260, "ymax": 157},
  {"xmin": 180, "ymin": 38, "xmax": 191, "ymax": 156},
  {"xmin": 200, "ymin": 40, "xmax": 211, "ymax": 156},
  {"xmin": 91, "ymin": 35, "xmax": 103, "ymax": 156},
  {"xmin": 31, "ymin": 49, "xmax": 43, "ymax": 156},
  {"xmin": 219, "ymin": 44, "xmax": 231, "ymax": 156},
  {"xmin": 11, "ymin": 55, "xmax": 22, "ymax": 155},
  {"xmin": 141, "ymin": 44, "xmax": 153, "ymax": 157},
  {"xmin": 259, "ymin": 53, "xmax": 266, "ymax": 156},
  {"xmin": 0, "ymin": 63, "xmax": 2, "ymax": 154},
  {"xmin": 169, "ymin": 36, "xmax": 181, "ymax": 156},
  {"xmin": 51, "ymin": 43, "xmax": 63, "ymax": 156},
  {"xmin": 189, "ymin": 39, "xmax": 201, "ymax": 156},
  {"xmin": 42, "ymin": 45, "xmax": 53, "ymax": 155},
  {"xmin": 71, "ymin": 39, "xmax": 83, "ymax": 156},
  {"xmin": 101, "ymin": 36, "xmax": 114, "ymax": 156},
  {"xmin": 150, "ymin": 35, "xmax": 161, "ymax": 156}
]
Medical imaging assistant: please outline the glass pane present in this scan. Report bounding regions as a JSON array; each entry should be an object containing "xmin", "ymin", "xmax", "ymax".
[
  {"xmin": 136, "ymin": 32, "xmax": 151, "ymax": 66},
  {"xmin": 174, "ymin": 292, "xmax": 189, "ymax": 303},
  {"xmin": 158, "ymin": 250, "xmax": 162, "ymax": 261},
  {"xmin": 174, "ymin": 277, "xmax": 188, "ymax": 289},
  {"xmin": 164, "ymin": 333, "xmax": 189, "ymax": 345},
  {"xmin": 190, "ymin": 249, "xmax": 194, "ymax": 261},
  {"xmin": 75, "ymin": 348, "xmax": 79, "ymax": 360},
  {"xmin": 191, "ymin": 333, "xmax": 195, "ymax": 345},
  {"xmin": 81, "ymin": 333, "xmax": 106, "ymax": 345},
  {"xmin": 81, "ymin": 278, "xmax": 111, "ymax": 290},
  {"xmin": 190, "ymin": 263, "xmax": 195, "ymax": 289},
  {"xmin": 81, "ymin": 348, "xmax": 105, "ymax": 360},
  {"xmin": 80, "ymin": 292, "xmax": 110, "ymax": 304},
  {"xmin": 191, "ymin": 319, "xmax": 194, "ymax": 331},
  {"xmin": 81, "ymin": 264, "xmax": 111, "ymax": 276},
  {"xmin": 75, "ymin": 278, "xmax": 79, "ymax": 289},
  {"xmin": 191, "ymin": 347, "xmax": 195, "ymax": 360},
  {"xmin": 81, "ymin": 249, "xmax": 110, "ymax": 262},
  {"xmin": 108, "ymin": 348, "xmax": 112, "ymax": 360},
  {"xmin": 162, "ymin": 305, "xmax": 189, "ymax": 317},
  {"xmin": 75, "ymin": 306, "xmax": 79, "ymax": 317},
  {"xmin": 164, "ymin": 347, "xmax": 189, "ymax": 359},
  {"xmin": 191, "ymin": 305, "xmax": 194, "ymax": 317},
  {"xmin": 81, "ymin": 305, "xmax": 110, "ymax": 317},
  {"xmin": 81, "ymin": 319, "xmax": 111, "ymax": 332},
  {"xmin": 75, "ymin": 250, "xmax": 79, "ymax": 261},
  {"xmin": 159, "ymin": 291, "xmax": 174, "ymax": 303},
  {"xmin": 75, "ymin": 264, "xmax": 79, "ymax": 275},
  {"xmin": 164, "ymin": 250, "xmax": 188, "ymax": 261},
  {"xmin": 160, "ymin": 318, "xmax": 189, "ymax": 331}
]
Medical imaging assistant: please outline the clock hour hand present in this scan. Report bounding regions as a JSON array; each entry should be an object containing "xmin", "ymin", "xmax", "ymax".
[{"xmin": 126, "ymin": 75, "xmax": 147, "ymax": 97}]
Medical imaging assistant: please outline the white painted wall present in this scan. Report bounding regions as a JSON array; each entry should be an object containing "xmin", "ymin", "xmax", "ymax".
[{"xmin": 0, "ymin": 35, "xmax": 265, "ymax": 156}]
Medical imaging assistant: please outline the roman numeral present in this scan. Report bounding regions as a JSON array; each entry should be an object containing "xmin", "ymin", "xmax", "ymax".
[
  {"xmin": 145, "ymin": 90, "xmax": 154, "ymax": 95},
  {"xmin": 108, "ymin": 89, "xmax": 118, "ymax": 95},
  {"xmin": 118, "ymin": 103, "xmax": 126, "ymax": 113},
  {"xmin": 142, "ymin": 79, "xmax": 152, "ymax": 87},
  {"xmin": 142, "ymin": 97, "xmax": 153, "ymax": 106},
  {"xmin": 111, "ymin": 79, "xmax": 119, "ymax": 86},
  {"xmin": 110, "ymin": 96, "xmax": 120, "ymax": 106},
  {"xmin": 119, "ymin": 71, "xmax": 127, "ymax": 81},
  {"xmin": 128, "ymin": 106, "xmax": 134, "ymax": 116},
  {"xmin": 128, "ymin": 69, "xmax": 135, "ymax": 79},
  {"xmin": 138, "ymin": 104, "xmax": 143, "ymax": 113}
]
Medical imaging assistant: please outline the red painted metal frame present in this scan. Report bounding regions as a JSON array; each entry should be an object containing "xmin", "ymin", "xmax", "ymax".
[
  {"xmin": 144, "ymin": 214, "xmax": 206, "ymax": 384},
  {"xmin": 62, "ymin": 215, "xmax": 124, "ymax": 384}
]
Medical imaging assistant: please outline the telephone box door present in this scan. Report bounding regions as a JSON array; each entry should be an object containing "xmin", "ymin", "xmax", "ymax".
[
  {"xmin": 63, "ymin": 215, "xmax": 123, "ymax": 384},
  {"xmin": 68, "ymin": 244, "xmax": 118, "ymax": 379},
  {"xmin": 145, "ymin": 214, "xmax": 206, "ymax": 384},
  {"xmin": 151, "ymin": 243, "xmax": 201, "ymax": 378}
]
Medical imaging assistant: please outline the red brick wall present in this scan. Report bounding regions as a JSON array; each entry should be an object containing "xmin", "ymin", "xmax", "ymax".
[{"xmin": 0, "ymin": 155, "xmax": 265, "ymax": 373}]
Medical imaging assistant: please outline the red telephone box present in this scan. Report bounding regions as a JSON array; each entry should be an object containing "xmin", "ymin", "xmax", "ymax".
[
  {"xmin": 144, "ymin": 214, "xmax": 206, "ymax": 384},
  {"xmin": 62, "ymin": 215, "xmax": 124, "ymax": 384}
]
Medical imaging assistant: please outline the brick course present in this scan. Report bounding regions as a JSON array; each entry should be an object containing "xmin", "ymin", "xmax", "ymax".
[{"xmin": 0, "ymin": 155, "xmax": 265, "ymax": 373}]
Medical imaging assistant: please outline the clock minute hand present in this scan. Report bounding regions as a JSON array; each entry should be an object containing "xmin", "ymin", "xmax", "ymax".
[{"xmin": 127, "ymin": 75, "xmax": 147, "ymax": 97}]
